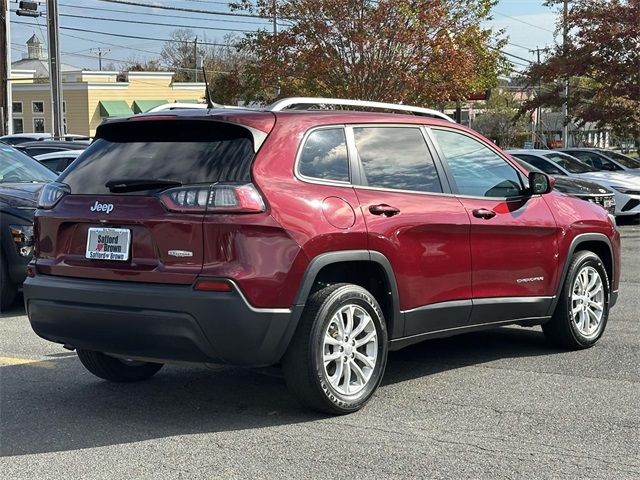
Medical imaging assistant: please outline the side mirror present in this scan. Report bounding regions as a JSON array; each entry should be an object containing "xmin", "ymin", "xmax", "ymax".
[{"xmin": 528, "ymin": 171, "xmax": 554, "ymax": 195}]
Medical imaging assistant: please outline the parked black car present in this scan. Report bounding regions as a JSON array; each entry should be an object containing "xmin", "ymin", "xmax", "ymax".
[
  {"xmin": 15, "ymin": 141, "xmax": 89, "ymax": 158},
  {"xmin": 0, "ymin": 145, "xmax": 57, "ymax": 310},
  {"xmin": 511, "ymin": 156, "xmax": 616, "ymax": 214}
]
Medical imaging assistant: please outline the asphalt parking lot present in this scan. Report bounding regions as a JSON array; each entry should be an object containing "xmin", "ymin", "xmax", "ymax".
[{"xmin": 1, "ymin": 222, "xmax": 638, "ymax": 479}]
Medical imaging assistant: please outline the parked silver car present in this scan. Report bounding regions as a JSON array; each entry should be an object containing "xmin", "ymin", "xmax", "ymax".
[{"xmin": 508, "ymin": 149, "xmax": 640, "ymax": 217}]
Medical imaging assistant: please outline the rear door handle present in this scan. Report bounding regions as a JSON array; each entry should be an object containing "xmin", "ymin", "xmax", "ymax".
[
  {"xmin": 472, "ymin": 208, "xmax": 496, "ymax": 219},
  {"xmin": 369, "ymin": 204, "xmax": 401, "ymax": 217}
]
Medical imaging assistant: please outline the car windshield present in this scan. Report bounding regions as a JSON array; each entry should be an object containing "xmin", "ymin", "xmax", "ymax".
[
  {"xmin": 544, "ymin": 152, "xmax": 597, "ymax": 173},
  {"xmin": 598, "ymin": 150, "xmax": 640, "ymax": 168},
  {"xmin": 0, "ymin": 145, "xmax": 58, "ymax": 183}
]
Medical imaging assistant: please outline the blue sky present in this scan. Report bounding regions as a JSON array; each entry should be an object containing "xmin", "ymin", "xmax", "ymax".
[{"xmin": 9, "ymin": 0, "xmax": 560, "ymax": 75}]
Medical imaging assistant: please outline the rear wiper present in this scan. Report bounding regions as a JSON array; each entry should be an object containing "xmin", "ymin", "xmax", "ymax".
[{"xmin": 105, "ymin": 178, "xmax": 182, "ymax": 193}]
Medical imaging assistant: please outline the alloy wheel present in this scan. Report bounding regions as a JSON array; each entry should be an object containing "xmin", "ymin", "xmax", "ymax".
[
  {"xmin": 571, "ymin": 265, "xmax": 605, "ymax": 339},
  {"xmin": 322, "ymin": 304, "xmax": 378, "ymax": 396}
]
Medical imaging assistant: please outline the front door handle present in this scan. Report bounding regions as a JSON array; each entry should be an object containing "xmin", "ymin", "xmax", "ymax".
[
  {"xmin": 472, "ymin": 208, "xmax": 496, "ymax": 219},
  {"xmin": 369, "ymin": 204, "xmax": 401, "ymax": 217}
]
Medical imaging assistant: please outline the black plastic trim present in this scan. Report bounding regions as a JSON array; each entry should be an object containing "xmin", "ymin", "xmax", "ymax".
[
  {"xmin": 389, "ymin": 316, "xmax": 552, "ymax": 351},
  {"xmin": 403, "ymin": 299, "xmax": 472, "ymax": 336},
  {"xmin": 292, "ymin": 250, "xmax": 403, "ymax": 338},
  {"xmin": 547, "ymin": 233, "xmax": 614, "ymax": 315},
  {"xmin": 24, "ymin": 274, "xmax": 292, "ymax": 366},
  {"xmin": 402, "ymin": 296, "xmax": 552, "ymax": 339},
  {"xmin": 471, "ymin": 296, "xmax": 553, "ymax": 324}
]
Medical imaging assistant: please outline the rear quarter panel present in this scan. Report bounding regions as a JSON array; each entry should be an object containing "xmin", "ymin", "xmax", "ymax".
[{"xmin": 250, "ymin": 115, "xmax": 368, "ymax": 308}]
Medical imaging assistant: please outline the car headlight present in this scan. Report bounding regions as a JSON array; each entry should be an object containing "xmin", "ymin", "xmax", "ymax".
[
  {"xmin": 610, "ymin": 186, "xmax": 640, "ymax": 195},
  {"xmin": 9, "ymin": 225, "xmax": 35, "ymax": 257}
]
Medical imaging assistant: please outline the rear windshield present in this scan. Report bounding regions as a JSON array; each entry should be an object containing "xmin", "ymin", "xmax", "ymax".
[{"xmin": 59, "ymin": 120, "xmax": 255, "ymax": 195}]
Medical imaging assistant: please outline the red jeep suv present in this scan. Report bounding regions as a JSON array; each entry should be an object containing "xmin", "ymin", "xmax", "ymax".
[{"xmin": 24, "ymin": 98, "xmax": 620, "ymax": 414}]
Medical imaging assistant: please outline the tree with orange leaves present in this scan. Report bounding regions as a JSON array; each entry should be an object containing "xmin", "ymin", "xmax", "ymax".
[{"xmin": 231, "ymin": 0, "xmax": 507, "ymax": 105}]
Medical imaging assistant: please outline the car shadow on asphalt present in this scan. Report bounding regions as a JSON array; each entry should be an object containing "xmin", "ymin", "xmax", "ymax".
[
  {"xmin": 0, "ymin": 296, "xmax": 26, "ymax": 318},
  {"xmin": 1, "ymin": 314, "xmax": 560, "ymax": 458}
]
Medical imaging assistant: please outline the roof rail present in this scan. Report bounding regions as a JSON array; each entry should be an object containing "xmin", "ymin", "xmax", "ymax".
[{"xmin": 267, "ymin": 97, "xmax": 455, "ymax": 123}]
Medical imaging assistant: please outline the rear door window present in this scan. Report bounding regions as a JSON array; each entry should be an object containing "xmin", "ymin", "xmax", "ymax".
[
  {"xmin": 59, "ymin": 120, "xmax": 255, "ymax": 195},
  {"xmin": 298, "ymin": 128, "xmax": 349, "ymax": 182},
  {"xmin": 352, "ymin": 126, "xmax": 442, "ymax": 193}
]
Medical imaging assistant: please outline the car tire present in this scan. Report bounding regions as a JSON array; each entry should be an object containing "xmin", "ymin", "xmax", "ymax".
[
  {"xmin": 76, "ymin": 349, "xmax": 163, "ymax": 382},
  {"xmin": 282, "ymin": 283, "xmax": 388, "ymax": 415},
  {"xmin": 0, "ymin": 252, "xmax": 18, "ymax": 312},
  {"xmin": 543, "ymin": 251, "xmax": 609, "ymax": 349}
]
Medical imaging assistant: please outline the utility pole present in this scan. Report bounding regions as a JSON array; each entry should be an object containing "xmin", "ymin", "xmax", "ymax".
[
  {"xmin": 272, "ymin": 0, "xmax": 280, "ymax": 97},
  {"xmin": 46, "ymin": 0, "xmax": 64, "ymax": 138},
  {"xmin": 562, "ymin": 0, "xmax": 569, "ymax": 148},
  {"xmin": 531, "ymin": 46, "xmax": 544, "ymax": 148},
  {"xmin": 0, "ymin": 0, "xmax": 9, "ymax": 136},
  {"xmin": 194, "ymin": 36, "xmax": 198, "ymax": 82},
  {"xmin": 91, "ymin": 48, "xmax": 110, "ymax": 71}
]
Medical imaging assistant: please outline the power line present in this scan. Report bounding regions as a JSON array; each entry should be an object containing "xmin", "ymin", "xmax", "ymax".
[
  {"xmin": 493, "ymin": 10, "xmax": 556, "ymax": 34},
  {"xmin": 12, "ymin": 20, "xmax": 240, "ymax": 47},
  {"xmin": 57, "ymin": 2, "xmax": 270, "ymax": 26},
  {"xmin": 96, "ymin": 0, "xmax": 272, "ymax": 20},
  {"xmin": 57, "ymin": 12, "xmax": 255, "ymax": 33}
]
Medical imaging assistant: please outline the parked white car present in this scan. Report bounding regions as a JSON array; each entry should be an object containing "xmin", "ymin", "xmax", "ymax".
[
  {"xmin": 145, "ymin": 103, "xmax": 208, "ymax": 112},
  {"xmin": 508, "ymin": 149, "xmax": 640, "ymax": 217},
  {"xmin": 35, "ymin": 150, "xmax": 83, "ymax": 174}
]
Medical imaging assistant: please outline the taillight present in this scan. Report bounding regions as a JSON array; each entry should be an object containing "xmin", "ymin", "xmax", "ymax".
[
  {"xmin": 37, "ymin": 182, "xmax": 70, "ymax": 209},
  {"xmin": 158, "ymin": 183, "xmax": 265, "ymax": 213}
]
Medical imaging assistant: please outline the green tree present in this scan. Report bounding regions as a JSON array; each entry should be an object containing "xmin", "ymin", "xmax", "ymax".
[{"xmin": 472, "ymin": 89, "xmax": 531, "ymax": 148}]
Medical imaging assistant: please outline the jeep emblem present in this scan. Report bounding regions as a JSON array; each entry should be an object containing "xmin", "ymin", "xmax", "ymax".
[{"xmin": 90, "ymin": 201, "xmax": 114, "ymax": 214}]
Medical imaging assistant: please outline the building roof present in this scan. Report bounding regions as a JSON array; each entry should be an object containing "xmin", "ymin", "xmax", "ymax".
[
  {"xmin": 10, "ymin": 58, "xmax": 80, "ymax": 78},
  {"xmin": 26, "ymin": 34, "xmax": 42, "ymax": 45}
]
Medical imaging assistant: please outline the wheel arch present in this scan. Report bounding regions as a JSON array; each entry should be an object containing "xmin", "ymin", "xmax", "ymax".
[
  {"xmin": 292, "ymin": 250, "xmax": 403, "ymax": 339},
  {"xmin": 548, "ymin": 233, "xmax": 614, "ymax": 315}
]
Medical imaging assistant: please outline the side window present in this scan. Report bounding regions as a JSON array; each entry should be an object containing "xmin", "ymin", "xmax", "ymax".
[
  {"xmin": 432, "ymin": 129, "xmax": 523, "ymax": 198},
  {"xmin": 515, "ymin": 155, "xmax": 563, "ymax": 175},
  {"xmin": 571, "ymin": 151, "xmax": 620, "ymax": 171},
  {"xmin": 353, "ymin": 126, "xmax": 442, "ymax": 193},
  {"xmin": 40, "ymin": 159, "xmax": 64, "ymax": 172},
  {"xmin": 298, "ymin": 128, "xmax": 349, "ymax": 182}
]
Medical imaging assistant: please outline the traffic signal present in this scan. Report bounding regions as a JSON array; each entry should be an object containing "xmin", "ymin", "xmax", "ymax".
[{"xmin": 17, "ymin": 1, "xmax": 40, "ymax": 17}]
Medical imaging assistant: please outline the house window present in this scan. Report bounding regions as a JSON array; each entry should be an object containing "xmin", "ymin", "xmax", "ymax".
[
  {"xmin": 32, "ymin": 101, "xmax": 44, "ymax": 113},
  {"xmin": 63, "ymin": 101, "xmax": 66, "ymax": 113},
  {"xmin": 12, "ymin": 102, "xmax": 23, "ymax": 114},
  {"xmin": 13, "ymin": 118, "xmax": 24, "ymax": 133},
  {"xmin": 33, "ymin": 118, "xmax": 45, "ymax": 133}
]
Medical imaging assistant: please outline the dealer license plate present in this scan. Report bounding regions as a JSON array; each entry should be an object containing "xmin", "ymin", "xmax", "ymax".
[
  {"xmin": 85, "ymin": 227, "xmax": 131, "ymax": 261},
  {"xmin": 604, "ymin": 198, "xmax": 614, "ymax": 208}
]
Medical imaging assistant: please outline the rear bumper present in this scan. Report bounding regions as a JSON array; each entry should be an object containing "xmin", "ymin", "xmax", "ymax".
[{"xmin": 24, "ymin": 274, "xmax": 295, "ymax": 367}]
